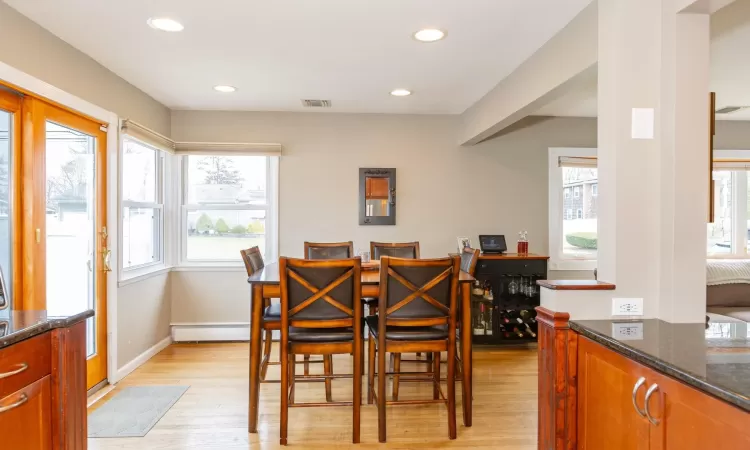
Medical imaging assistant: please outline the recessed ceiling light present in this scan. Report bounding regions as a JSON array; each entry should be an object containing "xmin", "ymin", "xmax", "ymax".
[
  {"xmin": 147, "ymin": 17, "xmax": 184, "ymax": 32},
  {"xmin": 390, "ymin": 89, "xmax": 412, "ymax": 97},
  {"xmin": 413, "ymin": 28, "xmax": 446, "ymax": 42},
  {"xmin": 214, "ymin": 85, "xmax": 237, "ymax": 93}
]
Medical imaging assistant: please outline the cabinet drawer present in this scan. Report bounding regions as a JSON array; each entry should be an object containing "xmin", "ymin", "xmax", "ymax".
[
  {"xmin": 0, "ymin": 333, "xmax": 51, "ymax": 399},
  {"xmin": 476, "ymin": 260, "xmax": 547, "ymax": 276},
  {"xmin": 0, "ymin": 376, "xmax": 52, "ymax": 450}
]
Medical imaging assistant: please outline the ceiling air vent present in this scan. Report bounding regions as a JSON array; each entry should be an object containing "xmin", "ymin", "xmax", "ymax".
[
  {"xmin": 716, "ymin": 106, "xmax": 748, "ymax": 114},
  {"xmin": 302, "ymin": 99, "xmax": 332, "ymax": 108}
]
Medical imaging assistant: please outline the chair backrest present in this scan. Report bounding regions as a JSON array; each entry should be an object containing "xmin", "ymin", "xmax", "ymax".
[
  {"xmin": 378, "ymin": 255, "xmax": 460, "ymax": 329},
  {"xmin": 304, "ymin": 241, "xmax": 354, "ymax": 260},
  {"xmin": 460, "ymin": 247, "xmax": 480, "ymax": 275},
  {"xmin": 240, "ymin": 246, "xmax": 265, "ymax": 276},
  {"xmin": 279, "ymin": 257, "xmax": 362, "ymax": 328},
  {"xmin": 370, "ymin": 241, "xmax": 420, "ymax": 260}
]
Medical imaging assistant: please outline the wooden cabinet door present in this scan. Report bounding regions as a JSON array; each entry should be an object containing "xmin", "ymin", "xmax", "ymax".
[
  {"xmin": 578, "ymin": 337, "xmax": 652, "ymax": 450},
  {"xmin": 369, "ymin": 177, "xmax": 389, "ymax": 199},
  {"xmin": 647, "ymin": 370, "xmax": 750, "ymax": 450},
  {"xmin": 0, "ymin": 376, "xmax": 52, "ymax": 450}
]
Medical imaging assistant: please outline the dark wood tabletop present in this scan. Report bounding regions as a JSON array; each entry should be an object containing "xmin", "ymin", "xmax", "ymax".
[
  {"xmin": 247, "ymin": 261, "xmax": 475, "ymax": 285},
  {"xmin": 536, "ymin": 279, "xmax": 616, "ymax": 290}
]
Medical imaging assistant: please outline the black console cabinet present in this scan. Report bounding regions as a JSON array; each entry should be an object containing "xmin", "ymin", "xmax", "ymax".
[{"xmin": 470, "ymin": 253, "xmax": 549, "ymax": 345}]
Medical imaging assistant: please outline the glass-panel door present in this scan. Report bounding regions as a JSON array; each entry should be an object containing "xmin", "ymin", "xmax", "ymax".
[
  {"xmin": 36, "ymin": 101, "xmax": 108, "ymax": 389},
  {"xmin": 45, "ymin": 122, "xmax": 96, "ymax": 354}
]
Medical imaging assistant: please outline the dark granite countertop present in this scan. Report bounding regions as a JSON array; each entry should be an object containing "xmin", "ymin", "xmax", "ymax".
[
  {"xmin": 0, "ymin": 309, "xmax": 94, "ymax": 349},
  {"xmin": 570, "ymin": 317, "xmax": 750, "ymax": 413}
]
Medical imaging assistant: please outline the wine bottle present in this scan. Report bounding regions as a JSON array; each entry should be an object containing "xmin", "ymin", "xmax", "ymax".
[
  {"xmin": 473, "ymin": 304, "xmax": 485, "ymax": 335},
  {"xmin": 485, "ymin": 306, "xmax": 493, "ymax": 336},
  {"xmin": 506, "ymin": 310, "xmax": 523, "ymax": 324},
  {"xmin": 519, "ymin": 309, "xmax": 533, "ymax": 322},
  {"xmin": 524, "ymin": 323, "xmax": 537, "ymax": 338},
  {"xmin": 511, "ymin": 326, "xmax": 525, "ymax": 338}
]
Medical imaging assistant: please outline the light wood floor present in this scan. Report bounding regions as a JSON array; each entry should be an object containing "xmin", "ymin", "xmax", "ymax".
[{"xmin": 88, "ymin": 343, "xmax": 538, "ymax": 449}]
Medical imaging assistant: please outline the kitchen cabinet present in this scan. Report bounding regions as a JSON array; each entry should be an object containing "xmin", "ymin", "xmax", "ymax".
[
  {"xmin": 577, "ymin": 336, "xmax": 651, "ymax": 450},
  {"xmin": 0, "ymin": 376, "xmax": 52, "ymax": 450},
  {"xmin": 577, "ymin": 336, "xmax": 750, "ymax": 450}
]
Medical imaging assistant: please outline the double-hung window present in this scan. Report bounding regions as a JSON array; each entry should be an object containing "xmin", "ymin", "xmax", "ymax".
[
  {"xmin": 180, "ymin": 154, "xmax": 277, "ymax": 264},
  {"xmin": 707, "ymin": 151, "xmax": 750, "ymax": 257},
  {"xmin": 549, "ymin": 148, "xmax": 598, "ymax": 270},
  {"xmin": 121, "ymin": 137, "xmax": 164, "ymax": 272}
]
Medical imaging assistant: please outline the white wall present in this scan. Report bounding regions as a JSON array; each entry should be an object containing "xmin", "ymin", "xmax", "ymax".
[
  {"xmin": 0, "ymin": 2, "xmax": 170, "ymax": 136},
  {"xmin": 170, "ymin": 112, "xmax": 598, "ymax": 323},
  {"xmin": 117, "ymin": 273, "xmax": 171, "ymax": 368}
]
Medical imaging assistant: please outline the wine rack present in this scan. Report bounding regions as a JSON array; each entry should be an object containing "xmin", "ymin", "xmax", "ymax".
[{"xmin": 469, "ymin": 254, "xmax": 548, "ymax": 345}]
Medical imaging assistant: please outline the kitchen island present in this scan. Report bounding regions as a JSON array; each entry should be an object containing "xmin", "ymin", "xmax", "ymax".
[
  {"xmin": 0, "ymin": 309, "xmax": 94, "ymax": 450},
  {"xmin": 537, "ymin": 308, "xmax": 750, "ymax": 450}
]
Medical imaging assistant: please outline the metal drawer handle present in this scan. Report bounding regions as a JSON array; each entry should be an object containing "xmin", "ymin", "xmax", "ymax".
[
  {"xmin": 0, "ymin": 394, "xmax": 28, "ymax": 414},
  {"xmin": 644, "ymin": 383, "xmax": 660, "ymax": 425},
  {"xmin": 632, "ymin": 377, "xmax": 647, "ymax": 418},
  {"xmin": 0, "ymin": 363, "xmax": 28, "ymax": 379}
]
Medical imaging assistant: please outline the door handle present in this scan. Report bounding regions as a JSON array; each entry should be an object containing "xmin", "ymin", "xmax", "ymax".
[
  {"xmin": 644, "ymin": 383, "xmax": 660, "ymax": 426},
  {"xmin": 0, "ymin": 394, "xmax": 28, "ymax": 414},
  {"xmin": 102, "ymin": 249, "xmax": 112, "ymax": 272},
  {"xmin": 632, "ymin": 377, "xmax": 647, "ymax": 418}
]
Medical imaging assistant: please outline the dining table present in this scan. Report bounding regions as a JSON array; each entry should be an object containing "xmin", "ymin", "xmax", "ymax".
[{"xmin": 246, "ymin": 260, "xmax": 476, "ymax": 433}]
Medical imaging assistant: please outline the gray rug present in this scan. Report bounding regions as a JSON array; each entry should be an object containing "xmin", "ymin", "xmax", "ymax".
[{"xmin": 88, "ymin": 385, "xmax": 189, "ymax": 438}]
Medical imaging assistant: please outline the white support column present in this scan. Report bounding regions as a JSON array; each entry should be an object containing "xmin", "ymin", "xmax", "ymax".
[{"xmin": 597, "ymin": 0, "xmax": 709, "ymax": 322}]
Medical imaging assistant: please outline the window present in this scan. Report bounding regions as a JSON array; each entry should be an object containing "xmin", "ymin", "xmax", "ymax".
[
  {"xmin": 549, "ymin": 148, "xmax": 597, "ymax": 270},
  {"xmin": 121, "ymin": 137, "xmax": 163, "ymax": 270},
  {"xmin": 181, "ymin": 155, "xmax": 276, "ymax": 263},
  {"xmin": 706, "ymin": 150, "xmax": 750, "ymax": 257}
]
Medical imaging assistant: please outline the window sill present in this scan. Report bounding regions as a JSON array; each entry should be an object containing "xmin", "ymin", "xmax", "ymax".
[
  {"xmin": 118, "ymin": 265, "xmax": 171, "ymax": 287},
  {"xmin": 549, "ymin": 259, "xmax": 597, "ymax": 271},
  {"xmin": 172, "ymin": 265, "xmax": 246, "ymax": 272}
]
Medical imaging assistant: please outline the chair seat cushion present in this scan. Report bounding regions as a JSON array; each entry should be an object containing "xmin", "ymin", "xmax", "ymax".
[
  {"xmin": 288, "ymin": 327, "xmax": 354, "ymax": 342},
  {"xmin": 264, "ymin": 303, "xmax": 281, "ymax": 320},
  {"xmin": 365, "ymin": 316, "xmax": 448, "ymax": 341}
]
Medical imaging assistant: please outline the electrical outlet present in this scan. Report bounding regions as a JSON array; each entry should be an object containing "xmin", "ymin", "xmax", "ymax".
[
  {"xmin": 612, "ymin": 322, "xmax": 644, "ymax": 340},
  {"xmin": 612, "ymin": 297, "xmax": 644, "ymax": 316}
]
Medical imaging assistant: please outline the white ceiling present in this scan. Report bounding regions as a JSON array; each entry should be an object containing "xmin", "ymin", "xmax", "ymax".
[
  {"xmin": 533, "ymin": 0, "xmax": 750, "ymax": 121},
  {"xmin": 3, "ymin": 0, "xmax": 591, "ymax": 114}
]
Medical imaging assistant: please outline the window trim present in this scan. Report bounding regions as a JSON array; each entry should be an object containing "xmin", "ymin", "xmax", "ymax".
[
  {"xmin": 573, "ymin": 186, "xmax": 580, "ymax": 198},
  {"xmin": 549, "ymin": 147, "xmax": 597, "ymax": 271},
  {"xmin": 118, "ymin": 135, "xmax": 167, "ymax": 281},
  {"xmin": 178, "ymin": 154, "xmax": 279, "ymax": 267},
  {"xmin": 592, "ymin": 184, "xmax": 598, "ymax": 197}
]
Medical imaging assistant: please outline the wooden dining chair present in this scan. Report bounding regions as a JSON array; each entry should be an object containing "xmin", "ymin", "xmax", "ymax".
[
  {"xmin": 304, "ymin": 241, "xmax": 354, "ymax": 259},
  {"xmin": 367, "ymin": 255, "xmax": 461, "ymax": 442},
  {"xmin": 241, "ymin": 247, "xmax": 324, "ymax": 384},
  {"xmin": 279, "ymin": 257, "xmax": 363, "ymax": 445},
  {"xmin": 370, "ymin": 241, "xmax": 420, "ymax": 260}
]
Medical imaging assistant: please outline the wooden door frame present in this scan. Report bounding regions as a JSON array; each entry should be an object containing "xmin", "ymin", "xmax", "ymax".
[
  {"xmin": 0, "ymin": 90, "xmax": 23, "ymax": 308},
  {"xmin": 0, "ymin": 68, "xmax": 119, "ymax": 386}
]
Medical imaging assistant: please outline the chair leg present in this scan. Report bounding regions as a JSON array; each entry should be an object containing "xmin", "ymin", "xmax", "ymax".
[
  {"xmin": 447, "ymin": 342, "xmax": 457, "ymax": 440},
  {"xmin": 304, "ymin": 354, "xmax": 311, "ymax": 375},
  {"xmin": 392, "ymin": 353, "xmax": 401, "ymax": 401},
  {"xmin": 324, "ymin": 355, "xmax": 333, "ymax": 402},
  {"xmin": 377, "ymin": 339, "xmax": 387, "ymax": 443},
  {"xmin": 280, "ymin": 351, "xmax": 289, "ymax": 445},
  {"xmin": 433, "ymin": 352, "xmax": 440, "ymax": 400},
  {"xmin": 353, "ymin": 335, "xmax": 362, "ymax": 443},
  {"xmin": 260, "ymin": 329, "xmax": 273, "ymax": 380},
  {"xmin": 290, "ymin": 351, "xmax": 296, "ymax": 404},
  {"xmin": 368, "ymin": 337, "xmax": 375, "ymax": 405}
]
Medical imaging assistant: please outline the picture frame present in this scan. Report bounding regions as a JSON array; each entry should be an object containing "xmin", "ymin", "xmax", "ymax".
[{"xmin": 457, "ymin": 237, "xmax": 471, "ymax": 253}]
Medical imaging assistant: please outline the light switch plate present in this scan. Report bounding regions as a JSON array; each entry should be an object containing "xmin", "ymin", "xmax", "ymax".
[
  {"xmin": 612, "ymin": 297, "xmax": 644, "ymax": 316},
  {"xmin": 612, "ymin": 322, "xmax": 644, "ymax": 340}
]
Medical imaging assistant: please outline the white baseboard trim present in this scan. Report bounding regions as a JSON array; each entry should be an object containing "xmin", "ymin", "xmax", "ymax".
[
  {"xmin": 171, "ymin": 324, "xmax": 250, "ymax": 342},
  {"xmin": 114, "ymin": 336, "xmax": 172, "ymax": 383}
]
